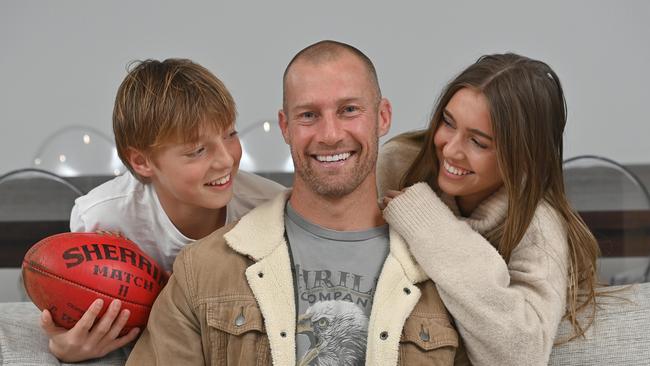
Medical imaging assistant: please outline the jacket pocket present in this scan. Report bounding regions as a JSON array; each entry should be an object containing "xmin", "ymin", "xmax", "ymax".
[
  {"xmin": 206, "ymin": 300, "xmax": 272, "ymax": 366},
  {"xmin": 397, "ymin": 314, "xmax": 459, "ymax": 366}
]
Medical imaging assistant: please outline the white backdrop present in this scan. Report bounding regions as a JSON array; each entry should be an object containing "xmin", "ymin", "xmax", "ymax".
[{"xmin": 1, "ymin": 0, "xmax": 649, "ymax": 175}]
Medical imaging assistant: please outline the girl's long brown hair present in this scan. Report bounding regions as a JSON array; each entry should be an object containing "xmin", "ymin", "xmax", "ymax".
[{"xmin": 395, "ymin": 53, "xmax": 599, "ymax": 340}]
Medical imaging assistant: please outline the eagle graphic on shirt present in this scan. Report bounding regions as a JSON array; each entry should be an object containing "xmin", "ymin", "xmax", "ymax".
[{"xmin": 296, "ymin": 300, "xmax": 368, "ymax": 366}]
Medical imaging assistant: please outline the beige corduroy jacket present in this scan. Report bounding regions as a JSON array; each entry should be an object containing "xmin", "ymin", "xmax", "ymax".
[{"xmin": 127, "ymin": 190, "xmax": 470, "ymax": 366}]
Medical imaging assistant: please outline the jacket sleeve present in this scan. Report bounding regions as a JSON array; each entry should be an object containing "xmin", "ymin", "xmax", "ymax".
[
  {"xmin": 383, "ymin": 183, "xmax": 569, "ymax": 366},
  {"xmin": 126, "ymin": 249, "xmax": 205, "ymax": 365}
]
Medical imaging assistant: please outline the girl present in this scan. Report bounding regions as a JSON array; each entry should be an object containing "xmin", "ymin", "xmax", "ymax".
[{"xmin": 378, "ymin": 53, "xmax": 599, "ymax": 365}]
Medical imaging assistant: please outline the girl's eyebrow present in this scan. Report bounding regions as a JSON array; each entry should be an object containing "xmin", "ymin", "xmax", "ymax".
[
  {"xmin": 443, "ymin": 108, "xmax": 493, "ymax": 141},
  {"xmin": 469, "ymin": 128, "xmax": 493, "ymax": 141}
]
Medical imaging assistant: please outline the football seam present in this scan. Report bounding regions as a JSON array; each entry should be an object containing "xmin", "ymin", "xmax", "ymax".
[{"xmin": 24, "ymin": 261, "xmax": 155, "ymax": 309}]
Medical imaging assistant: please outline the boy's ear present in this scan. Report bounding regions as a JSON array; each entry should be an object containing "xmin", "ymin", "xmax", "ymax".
[{"xmin": 126, "ymin": 148, "xmax": 154, "ymax": 178}]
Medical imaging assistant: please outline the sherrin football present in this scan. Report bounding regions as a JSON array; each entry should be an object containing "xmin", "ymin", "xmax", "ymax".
[{"xmin": 22, "ymin": 232, "xmax": 168, "ymax": 332}]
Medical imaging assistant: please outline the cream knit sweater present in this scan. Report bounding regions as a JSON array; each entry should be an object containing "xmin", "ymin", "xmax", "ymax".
[{"xmin": 377, "ymin": 138, "xmax": 569, "ymax": 366}]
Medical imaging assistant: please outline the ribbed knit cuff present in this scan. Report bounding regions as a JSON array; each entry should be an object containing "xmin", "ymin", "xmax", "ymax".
[{"xmin": 383, "ymin": 182, "xmax": 456, "ymax": 243}]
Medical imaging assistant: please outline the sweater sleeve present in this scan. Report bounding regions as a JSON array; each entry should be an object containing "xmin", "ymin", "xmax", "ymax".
[{"xmin": 384, "ymin": 183, "xmax": 569, "ymax": 366}]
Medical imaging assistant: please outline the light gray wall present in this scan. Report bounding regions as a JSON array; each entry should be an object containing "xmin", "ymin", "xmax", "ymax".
[{"xmin": 1, "ymin": 0, "xmax": 649, "ymax": 175}]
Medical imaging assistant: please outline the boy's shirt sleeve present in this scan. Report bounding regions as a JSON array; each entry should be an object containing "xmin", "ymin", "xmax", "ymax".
[{"xmin": 69, "ymin": 201, "xmax": 86, "ymax": 232}]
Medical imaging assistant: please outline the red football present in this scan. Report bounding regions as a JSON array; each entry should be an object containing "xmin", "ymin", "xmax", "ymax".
[{"xmin": 22, "ymin": 232, "xmax": 168, "ymax": 332}]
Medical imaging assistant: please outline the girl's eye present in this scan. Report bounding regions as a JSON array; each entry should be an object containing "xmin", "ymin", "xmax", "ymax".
[
  {"xmin": 442, "ymin": 118, "xmax": 454, "ymax": 128},
  {"xmin": 226, "ymin": 130, "xmax": 238, "ymax": 139},
  {"xmin": 471, "ymin": 138, "xmax": 488, "ymax": 149}
]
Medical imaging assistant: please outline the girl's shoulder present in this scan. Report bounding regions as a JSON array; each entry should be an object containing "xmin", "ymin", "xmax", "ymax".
[
  {"xmin": 377, "ymin": 134, "xmax": 424, "ymax": 195},
  {"xmin": 514, "ymin": 200, "xmax": 569, "ymax": 266}
]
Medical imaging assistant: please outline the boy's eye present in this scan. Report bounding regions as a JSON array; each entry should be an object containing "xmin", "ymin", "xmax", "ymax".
[{"xmin": 186, "ymin": 146, "xmax": 206, "ymax": 157}]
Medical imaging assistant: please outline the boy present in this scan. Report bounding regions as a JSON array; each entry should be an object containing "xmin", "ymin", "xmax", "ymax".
[{"xmin": 39, "ymin": 59, "xmax": 285, "ymax": 362}]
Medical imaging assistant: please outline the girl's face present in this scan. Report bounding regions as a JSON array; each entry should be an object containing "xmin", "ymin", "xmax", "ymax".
[{"xmin": 434, "ymin": 87, "xmax": 503, "ymax": 216}]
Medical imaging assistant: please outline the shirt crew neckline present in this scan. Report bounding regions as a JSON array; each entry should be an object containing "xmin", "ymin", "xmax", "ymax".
[{"xmin": 285, "ymin": 202, "xmax": 388, "ymax": 242}]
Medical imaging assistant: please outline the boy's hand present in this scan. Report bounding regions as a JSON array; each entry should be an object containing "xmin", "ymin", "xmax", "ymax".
[{"xmin": 40, "ymin": 298, "xmax": 140, "ymax": 362}]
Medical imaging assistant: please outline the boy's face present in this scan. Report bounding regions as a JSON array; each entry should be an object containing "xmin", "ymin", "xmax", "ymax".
[{"xmin": 145, "ymin": 125, "xmax": 242, "ymax": 216}]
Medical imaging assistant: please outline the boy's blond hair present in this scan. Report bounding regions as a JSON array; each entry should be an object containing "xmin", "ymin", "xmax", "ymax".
[{"xmin": 113, "ymin": 58, "xmax": 237, "ymax": 181}]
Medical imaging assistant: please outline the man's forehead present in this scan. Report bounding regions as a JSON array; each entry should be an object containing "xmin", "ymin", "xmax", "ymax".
[{"xmin": 284, "ymin": 58, "xmax": 375, "ymax": 105}]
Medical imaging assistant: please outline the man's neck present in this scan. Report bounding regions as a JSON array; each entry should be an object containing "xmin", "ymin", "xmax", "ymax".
[{"xmin": 288, "ymin": 175, "xmax": 385, "ymax": 231}]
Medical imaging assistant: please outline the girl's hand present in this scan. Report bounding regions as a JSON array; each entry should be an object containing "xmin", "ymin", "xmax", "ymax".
[
  {"xmin": 379, "ymin": 189, "xmax": 404, "ymax": 210},
  {"xmin": 40, "ymin": 298, "xmax": 140, "ymax": 362}
]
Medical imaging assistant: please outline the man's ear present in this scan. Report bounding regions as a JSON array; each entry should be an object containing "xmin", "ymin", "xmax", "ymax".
[
  {"xmin": 278, "ymin": 109, "xmax": 291, "ymax": 145},
  {"xmin": 126, "ymin": 147, "xmax": 154, "ymax": 178},
  {"xmin": 377, "ymin": 98, "xmax": 392, "ymax": 138}
]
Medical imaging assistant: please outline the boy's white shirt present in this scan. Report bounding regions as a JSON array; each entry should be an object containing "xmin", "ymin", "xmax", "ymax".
[{"xmin": 70, "ymin": 171, "xmax": 286, "ymax": 272}]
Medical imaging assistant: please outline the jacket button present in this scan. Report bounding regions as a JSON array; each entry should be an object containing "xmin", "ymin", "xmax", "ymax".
[
  {"xmin": 234, "ymin": 308, "xmax": 246, "ymax": 327},
  {"xmin": 419, "ymin": 325, "xmax": 430, "ymax": 342},
  {"xmin": 403, "ymin": 287, "xmax": 411, "ymax": 295},
  {"xmin": 258, "ymin": 272, "xmax": 264, "ymax": 278},
  {"xmin": 380, "ymin": 331, "xmax": 388, "ymax": 340},
  {"xmin": 280, "ymin": 331, "xmax": 287, "ymax": 338}
]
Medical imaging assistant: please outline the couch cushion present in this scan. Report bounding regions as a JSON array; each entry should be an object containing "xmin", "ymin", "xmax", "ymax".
[
  {"xmin": 550, "ymin": 282, "xmax": 650, "ymax": 365},
  {"xmin": 0, "ymin": 302, "xmax": 127, "ymax": 365}
]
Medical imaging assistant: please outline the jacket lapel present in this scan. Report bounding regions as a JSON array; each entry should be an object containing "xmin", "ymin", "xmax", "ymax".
[
  {"xmin": 224, "ymin": 190, "xmax": 432, "ymax": 366},
  {"xmin": 224, "ymin": 191, "xmax": 296, "ymax": 365},
  {"xmin": 366, "ymin": 229, "xmax": 429, "ymax": 366}
]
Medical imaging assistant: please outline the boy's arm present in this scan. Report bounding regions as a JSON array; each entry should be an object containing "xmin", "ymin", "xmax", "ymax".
[
  {"xmin": 69, "ymin": 202, "xmax": 86, "ymax": 232},
  {"xmin": 126, "ymin": 250, "xmax": 204, "ymax": 365}
]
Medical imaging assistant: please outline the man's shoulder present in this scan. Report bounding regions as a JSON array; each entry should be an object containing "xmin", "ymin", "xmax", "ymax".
[
  {"xmin": 228, "ymin": 171, "xmax": 287, "ymax": 222},
  {"xmin": 176, "ymin": 221, "xmax": 250, "ymax": 273},
  {"xmin": 174, "ymin": 221, "xmax": 254, "ymax": 299}
]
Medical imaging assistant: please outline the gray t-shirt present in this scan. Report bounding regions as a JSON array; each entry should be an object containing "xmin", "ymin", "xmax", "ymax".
[{"xmin": 285, "ymin": 203, "xmax": 389, "ymax": 365}]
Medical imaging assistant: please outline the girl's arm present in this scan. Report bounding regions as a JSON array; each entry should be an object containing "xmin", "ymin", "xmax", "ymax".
[{"xmin": 384, "ymin": 182, "xmax": 569, "ymax": 366}]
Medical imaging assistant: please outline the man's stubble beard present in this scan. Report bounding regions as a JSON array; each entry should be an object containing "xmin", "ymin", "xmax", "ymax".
[{"xmin": 290, "ymin": 135, "xmax": 378, "ymax": 199}]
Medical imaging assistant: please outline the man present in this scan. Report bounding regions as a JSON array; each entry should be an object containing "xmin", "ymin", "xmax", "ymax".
[{"xmin": 127, "ymin": 40, "xmax": 467, "ymax": 365}]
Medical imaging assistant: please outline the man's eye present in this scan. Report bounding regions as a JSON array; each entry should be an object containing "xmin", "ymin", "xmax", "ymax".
[
  {"xmin": 297, "ymin": 111, "xmax": 317, "ymax": 122},
  {"xmin": 342, "ymin": 106, "xmax": 358, "ymax": 113}
]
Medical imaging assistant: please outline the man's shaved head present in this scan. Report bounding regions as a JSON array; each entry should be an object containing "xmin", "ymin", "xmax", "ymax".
[{"xmin": 282, "ymin": 40, "xmax": 381, "ymax": 110}]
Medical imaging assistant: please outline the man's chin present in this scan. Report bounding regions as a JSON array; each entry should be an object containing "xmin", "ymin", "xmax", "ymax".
[{"xmin": 310, "ymin": 178, "xmax": 361, "ymax": 198}]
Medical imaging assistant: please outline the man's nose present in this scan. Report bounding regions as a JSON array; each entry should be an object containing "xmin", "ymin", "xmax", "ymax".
[{"xmin": 318, "ymin": 113, "xmax": 344, "ymax": 145}]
